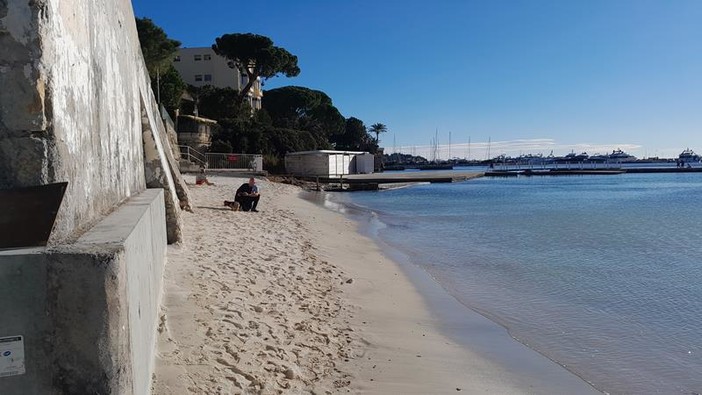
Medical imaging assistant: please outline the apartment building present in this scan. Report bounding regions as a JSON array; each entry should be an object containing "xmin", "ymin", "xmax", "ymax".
[{"xmin": 173, "ymin": 47, "xmax": 263, "ymax": 110}]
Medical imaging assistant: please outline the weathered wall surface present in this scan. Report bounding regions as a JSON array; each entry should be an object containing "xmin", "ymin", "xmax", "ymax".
[
  {"xmin": 142, "ymin": 98, "xmax": 183, "ymax": 243},
  {"xmin": 0, "ymin": 189, "xmax": 166, "ymax": 395},
  {"xmin": 1, "ymin": 1, "xmax": 189, "ymax": 393},
  {"xmin": 0, "ymin": 0, "xmax": 180, "ymax": 243}
]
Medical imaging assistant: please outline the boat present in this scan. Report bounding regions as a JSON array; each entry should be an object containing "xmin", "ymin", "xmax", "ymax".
[
  {"xmin": 588, "ymin": 153, "xmax": 609, "ymax": 162},
  {"xmin": 678, "ymin": 148, "xmax": 701, "ymax": 163},
  {"xmin": 557, "ymin": 151, "xmax": 589, "ymax": 163},
  {"xmin": 516, "ymin": 153, "xmax": 547, "ymax": 165},
  {"xmin": 608, "ymin": 149, "xmax": 637, "ymax": 162}
]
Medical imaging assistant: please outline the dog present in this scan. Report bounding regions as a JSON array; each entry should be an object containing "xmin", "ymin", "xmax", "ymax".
[{"xmin": 223, "ymin": 200, "xmax": 241, "ymax": 211}]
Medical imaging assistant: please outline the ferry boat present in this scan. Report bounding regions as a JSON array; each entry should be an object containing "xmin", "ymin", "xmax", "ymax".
[{"xmin": 678, "ymin": 148, "xmax": 701, "ymax": 163}]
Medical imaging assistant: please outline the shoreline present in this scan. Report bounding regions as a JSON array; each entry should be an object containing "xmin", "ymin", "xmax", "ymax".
[
  {"xmin": 303, "ymin": 190, "xmax": 602, "ymax": 394},
  {"xmin": 153, "ymin": 175, "xmax": 601, "ymax": 394}
]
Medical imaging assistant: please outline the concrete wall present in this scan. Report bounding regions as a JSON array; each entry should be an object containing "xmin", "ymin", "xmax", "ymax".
[
  {"xmin": 1, "ymin": 2, "xmax": 188, "ymax": 393},
  {"xmin": 0, "ymin": 189, "xmax": 166, "ymax": 395},
  {"xmin": 0, "ymin": 0, "xmax": 181, "ymax": 243}
]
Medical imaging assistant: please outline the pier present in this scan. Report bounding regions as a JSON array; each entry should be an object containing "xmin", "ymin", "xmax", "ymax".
[
  {"xmin": 623, "ymin": 167, "xmax": 702, "ymax": 174},
  {"xmin": 310, "ymin": 170, "xmax": 484, "ymax": 190},
  {"xmin": 300, "ymin": 166, "xmax": 702, "ymax": 191}
]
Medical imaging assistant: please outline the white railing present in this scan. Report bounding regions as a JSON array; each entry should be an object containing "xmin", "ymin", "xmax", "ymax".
[
  {"xmin": 205, "ymin": 153, "xmax": 262, "ymax": 171},
  {"xmin": 179, "ymin": 146, "xmax": 263, "ymax": 171}
]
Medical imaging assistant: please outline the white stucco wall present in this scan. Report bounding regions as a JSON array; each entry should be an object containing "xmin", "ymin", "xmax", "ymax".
[
  {"xmin": 0, "ymin": 0, "xmax": 165, "ymax": 242},
  {"xmin": 285, "ymin": 151, "xmax": 372, "ymax": 177}
]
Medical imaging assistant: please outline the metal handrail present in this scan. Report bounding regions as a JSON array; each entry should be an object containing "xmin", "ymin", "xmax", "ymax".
[
  {"xmin": 179, "ymin": 145, "xmax": 207, "ymax": 168},
  {"xmin": 179, "ymin": 146, "xmax": 263, "ymax": 171}
]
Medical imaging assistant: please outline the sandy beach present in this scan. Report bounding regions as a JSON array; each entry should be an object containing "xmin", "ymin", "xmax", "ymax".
[{"xmin": 152, "ymin": 175, "xmax": 601, "ymax": 394}]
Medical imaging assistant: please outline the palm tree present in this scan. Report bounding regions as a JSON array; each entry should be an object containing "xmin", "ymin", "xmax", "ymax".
[{"xmin": 369, "ymin": 123, "xmax": 388, "ymax": 145}]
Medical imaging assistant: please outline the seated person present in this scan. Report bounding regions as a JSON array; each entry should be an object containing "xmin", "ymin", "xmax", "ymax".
[
  {"xmin": 234, "ymin": 177, "xmax": 260, "ymax": 212},
  {"xmin": 195, "ymin": 167, "xmax": 214, "ymax": 186}
]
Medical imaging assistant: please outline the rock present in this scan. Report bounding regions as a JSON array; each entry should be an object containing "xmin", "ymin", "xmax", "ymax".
[{"xmin": 284, "ymin": 368, "xmax": 296, "ymax": 380}]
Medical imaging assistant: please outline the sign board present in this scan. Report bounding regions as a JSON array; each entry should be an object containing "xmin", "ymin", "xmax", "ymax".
[{"xmin": 0, "ymin": 336, "xmax": 25, "ymax": 377}]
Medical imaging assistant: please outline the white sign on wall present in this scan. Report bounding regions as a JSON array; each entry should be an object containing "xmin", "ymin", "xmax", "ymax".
[{"xmin": 0, "ymin": 336, "xmax": 25, "ymax": 377}]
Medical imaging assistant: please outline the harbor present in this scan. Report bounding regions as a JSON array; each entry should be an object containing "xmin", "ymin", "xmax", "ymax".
[
  {"xmin": 486, "ymin": 166, "xmax": 702, "ymax": 177},
  {"xmin": 305, "ymin": 164, "xmax": 702, "ymax": 190}
]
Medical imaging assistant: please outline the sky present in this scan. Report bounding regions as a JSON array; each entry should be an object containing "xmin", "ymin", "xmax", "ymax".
[{"xmin": 131, "ymin": 0, "xmax": 702, "ymax": 160}]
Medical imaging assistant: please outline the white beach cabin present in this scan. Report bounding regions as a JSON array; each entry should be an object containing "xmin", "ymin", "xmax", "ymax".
[{"xmin": 285, "ymin": 150, "xmax": 375, "ymax": 177}]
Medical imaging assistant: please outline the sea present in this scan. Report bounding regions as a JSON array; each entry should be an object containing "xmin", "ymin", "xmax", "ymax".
[{"xmin": 330, "ymin": 171, "xmax": 702, "ymax": 395}]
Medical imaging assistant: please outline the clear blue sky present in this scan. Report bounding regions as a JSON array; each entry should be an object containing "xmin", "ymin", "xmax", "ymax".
[{"xmin": 132, "ymin": 0, "xmax": 702, "ymax": 159}]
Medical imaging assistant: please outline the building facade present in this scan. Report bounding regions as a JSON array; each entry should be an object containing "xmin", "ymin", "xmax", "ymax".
[
  {"xmin": 176, "ymin": 114, "xmax": 217, "ymax": 152},
  {"xmin": 285, "ymin": 150, "xmax": 375, "ymax": 177},
  {"xmin": 173, "ymin": 47, "xmax": 263, "ymax": 110}
]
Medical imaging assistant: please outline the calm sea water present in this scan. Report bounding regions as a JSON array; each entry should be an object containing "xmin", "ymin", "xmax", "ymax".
[{"xmin": 335, "ymin": 173, "xmax": 702, "ymax": 394}]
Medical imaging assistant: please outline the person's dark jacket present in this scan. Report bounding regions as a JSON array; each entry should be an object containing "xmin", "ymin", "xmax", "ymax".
[{"xmin": 236, "ymin": 183, "xmax": 253, "ymax": 196}]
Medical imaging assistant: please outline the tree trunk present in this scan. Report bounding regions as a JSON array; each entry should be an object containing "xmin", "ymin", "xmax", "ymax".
[{"xmin": 237, "ymin": 71, "xmax": 258, "ymax": 106}]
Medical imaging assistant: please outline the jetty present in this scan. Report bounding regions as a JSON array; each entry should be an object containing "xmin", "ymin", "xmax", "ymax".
[
  {"xmin": 300, "ymin": 165, "xmax": 702, "ymax": 191},
  {"xmin": 624, "ymin": 167, "xmax": 702, "ymax": 174},
  {"xmin": 310, "ymin": 170, "xmax": 484, "ymax": 190}
]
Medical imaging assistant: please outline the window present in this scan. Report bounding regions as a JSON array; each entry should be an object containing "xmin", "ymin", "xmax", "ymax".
[
  {"xmin": 194, "ymin": 74, "xmax": 203, "ymax": 81},
  {"xmin": 194, "ymin": 54, "xmax": 202, "ymax": 61},
  {"xmin": 173, "ymin": 55, "xmax": 181, "ymax": 62},
  {"xmin": 204, "ymin": 54, "xmax": 212, "ymax": 61},
  {"xmin": 204, "ymin": 74, "xmax": 212, "ymax": 82}
]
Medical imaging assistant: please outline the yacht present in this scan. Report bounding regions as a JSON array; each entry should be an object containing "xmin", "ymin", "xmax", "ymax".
[
  {"xmin": 678, "ymin": 148, "xmax": 701, "ymax": 163},
  {"xmin": 557, "ymin": 151, "xmax": 589, "ymax": 163},
  {"xmin": 608, "ymin": 149, "xmax": 637, "ymax": 162},
  {"xmin": 588, "ymin": 153, "xmax": 609, "ymax": 162}
]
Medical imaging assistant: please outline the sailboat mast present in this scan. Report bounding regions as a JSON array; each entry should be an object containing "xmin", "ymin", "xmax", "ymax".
[
  {"xmin": 434, "ymin": 128, "xmax": 439, "ymax": 162},
  {"xmin": 447, "ymin": 132, "xmax": 451, "ymax": 160}
]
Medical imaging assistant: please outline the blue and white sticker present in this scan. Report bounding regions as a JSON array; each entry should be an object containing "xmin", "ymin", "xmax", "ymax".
[{"xmin": 0, "ymin": 335, "xmax": 25, "ymax": 377}]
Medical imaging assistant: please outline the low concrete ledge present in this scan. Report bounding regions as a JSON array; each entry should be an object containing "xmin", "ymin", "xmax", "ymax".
[{"xmin": 0, "ymin": 189, "xmax": 166, "ymax": 395}]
